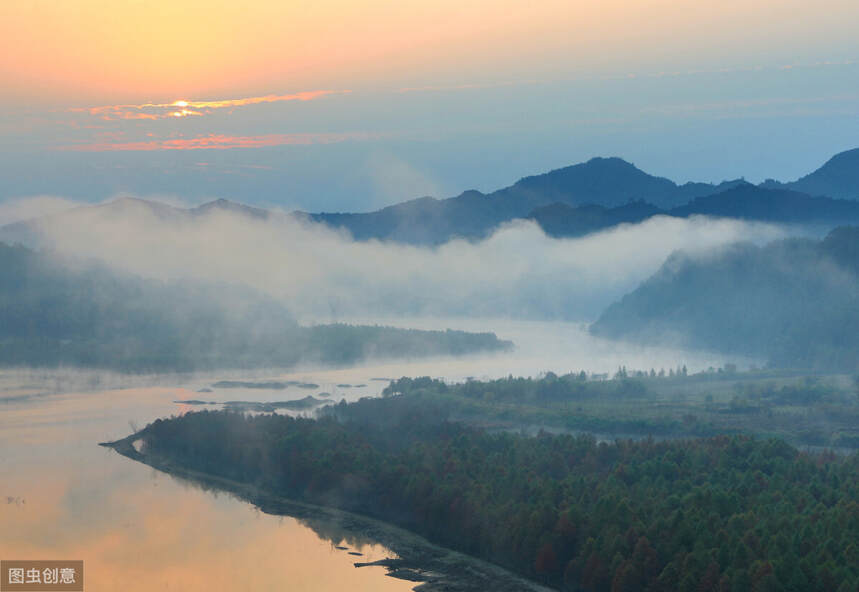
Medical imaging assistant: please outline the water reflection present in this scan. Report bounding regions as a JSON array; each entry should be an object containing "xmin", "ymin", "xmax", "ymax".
[
  {"xmin": 0, "ymin": 320, "xmax": 752, "ymax": 591},
  {"xmin": 0, "ymin": 384, "xmax": 411, "ymax": 592}
]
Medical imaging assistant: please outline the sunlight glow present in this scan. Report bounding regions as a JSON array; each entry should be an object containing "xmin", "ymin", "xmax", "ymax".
[
  {"xmin": 168, "ymin": 109, "xmax": 202, "ymax": 118},
  {"xmin": 76, "ymin": 90, "xmax": 348, "ymax": 121}
]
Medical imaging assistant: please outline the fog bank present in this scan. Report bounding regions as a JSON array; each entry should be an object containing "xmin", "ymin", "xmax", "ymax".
[{"xmin": 14, "ymin": 197, "xmax": 786, "ymax": 320}]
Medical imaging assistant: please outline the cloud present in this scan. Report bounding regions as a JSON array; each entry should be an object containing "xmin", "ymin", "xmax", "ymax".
[
  {"xmin": 0, "ymin": 196, "xmax": 82, "ymax": 226},
  {"xmin": 397, "ymin": 81, "xmax": 520, "ymax": 94},
  {"xmin": 74, "ymin": 90, "xmax": 350, "ymax": 121},
  {"xmin": 56, "ymin": 132, "xmax": 380, "ymax": 152},
  {"xmin": 20, "ymin": 200, "xmax": 787, "ymax": 322}
]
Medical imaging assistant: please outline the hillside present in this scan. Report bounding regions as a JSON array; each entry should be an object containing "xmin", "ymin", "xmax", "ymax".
[
  {"xmin": 671, "ymin": 183, "xmax": 859, "ymax": 223},
  {"xmin": 766, "ymin": 147, "xmax": 859, "ymax": 199},
  {"xmin": 303, "ymin": 148, "xmax": 859, "ymax": 244},
  {"xmin": 590, "ymin": 227, "xmax": 859, "ymax": 371},
  {"xmin": 0, "ymin": 243, "xmax": 511, "ymax": 371},
  {"xmin": 527, "ymin": 184, "xmax": 859, "ymax": 239},
  {"xmin": 528, "ymin": 201, "xmax": 663, "ymax": 238},
  {"xmin": 307, "ymin": 158, "xmax": 740, "ymax": 244},
  {"xmin": 115, "ymin": 406, "xmax": 859, "ymax": 592},
  {"xmin": 0, "ymin": 197, "xmax": 277, "ymax": 250},
  {"xmin": 508, "ymin": 157, "xmax": 741, "ymax": 209}
]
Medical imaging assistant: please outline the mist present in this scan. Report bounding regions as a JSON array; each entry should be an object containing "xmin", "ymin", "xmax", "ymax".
[
  {"xmin": 15, "ymin": 197, "xmax": 786, "ymax": 322},
  {"xmin": 0, "ymin": 195, "xmax": 80, "ymax": 226}
]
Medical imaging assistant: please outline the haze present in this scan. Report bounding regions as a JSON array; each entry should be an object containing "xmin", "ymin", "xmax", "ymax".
[{"xmin": 16, "ymin": 202, "xmax": 784, "ymax": 321}]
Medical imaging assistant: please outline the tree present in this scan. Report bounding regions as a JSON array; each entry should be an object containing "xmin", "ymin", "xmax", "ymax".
[{"xmin": 535, "ymin": 543, "xmax": 558, "ymax": 578}]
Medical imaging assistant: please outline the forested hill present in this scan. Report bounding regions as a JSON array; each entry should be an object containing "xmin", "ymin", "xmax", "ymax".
[
  {"xmin": 590, "ymin": 226, "xmax": 859, "ymax": 371},
  {"xmin": 671, "ymin": 184, "xmax": 859, "ymax": 225},
  {"xmin": 125, "ymin": 409, "xmax": 859, "ymax": 591},
  {"xmin": 0, "ymin": 243, "xmax": 511, "ymax": 371},
  {"xmin": 764, "ymin": 147, "xmax": 859, "ymax": 199},
  {"xmin": 530, "ymin": 184, "xmax": 859, "ymax": 239}
]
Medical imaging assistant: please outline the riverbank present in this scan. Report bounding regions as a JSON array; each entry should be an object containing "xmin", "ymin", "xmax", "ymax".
[{"xmin": 100, "ymin": 434, "xmax": 554, "ymax": 592}]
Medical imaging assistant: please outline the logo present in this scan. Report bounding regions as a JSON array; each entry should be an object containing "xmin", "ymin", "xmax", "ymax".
[{"xmin": 1, "ymin": 561, "xmax": 83, "ymax": 591}]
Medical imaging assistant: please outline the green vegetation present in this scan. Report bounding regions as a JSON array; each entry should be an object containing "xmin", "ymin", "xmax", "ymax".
[
  {"xmin": 131, "ymin": 406, "xmax": 859, "ymax": 592},
  {"xmin": 324, "ymin": 371, "xmax": 859, "ymax": 449},
  {"xmin": 592, "ymin": 226, "xmax": 859, "ymax": 372},
  {"xmin": 0, "ymin": 242, "xmax": 511, "ymax": 371}
]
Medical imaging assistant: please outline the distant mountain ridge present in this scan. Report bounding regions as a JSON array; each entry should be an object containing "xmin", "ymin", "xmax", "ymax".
[
  {"xmin": 188, "ymin": 198, "xmax": 272, "ymax": 219},
  {"xmin": 300, "ymin": 149, "xmax": 859, "ymax": 243},
  {"xmin": 508, "ymin": 157, "xmax": 744, "ymax": 208},
  {"xmin": 306, "ymin": 157, "xmax": 745, "ymax": 244},
  {"xmin": 0, "ymin": 197, "xmax": 280, "ymax": 249},
  {"xmin": 3, "ymin": 147, "xmax": 859, "ymax": 247},
  {"xmin": 532, "ymin": 183, "xmax": 859, "ymax": 239},
  {"xmin": 763, "ymin": 147, "xmax": 859, "ymax": 199}
]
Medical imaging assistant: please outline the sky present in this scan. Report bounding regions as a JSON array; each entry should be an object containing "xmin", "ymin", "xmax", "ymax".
[{"xmin": 2, "ymin": 0, "xmax": 859, "ymax": 212}]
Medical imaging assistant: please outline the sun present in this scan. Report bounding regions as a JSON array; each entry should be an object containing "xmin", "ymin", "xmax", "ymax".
[{"xmin": 171, "ymin": 100, "xmax": 189, "ymax": 107}]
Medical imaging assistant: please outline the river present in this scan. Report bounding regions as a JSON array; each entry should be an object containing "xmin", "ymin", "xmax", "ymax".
[{"xmin": 0, "ymin": 320, "xmax": 749, "ymax": 591}]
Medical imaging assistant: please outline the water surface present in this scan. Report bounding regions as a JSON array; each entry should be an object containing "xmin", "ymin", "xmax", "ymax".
[
  {"xmin": 0, "ymin": 382, "xmax": 411, "ymax": 592},
  {"xmin": 0, "ymin": 320, "xmax": 750, "ymax": 590}
]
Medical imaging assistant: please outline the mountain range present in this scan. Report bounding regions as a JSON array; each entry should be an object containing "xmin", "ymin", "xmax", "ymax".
[
  {"xmin": 305, "ymin": 148, "xmax": 859, "ymax": 244},
  {"xmin": 303, "ymin": 158, "xmax": 746, "ymax": 244},
  {"xmin": 0, "ymin": 197, "xmax": 276, "ymax": 248},
  {"xmin": 532, "ymin": 183, "xmax": 859, "ymax": 239},
  {"xmin": 2, "ymin": 147, "xmax": 859, "ymax": 248},
  {"xmin": 3, "ymin": 147, "xmax": 859, "ymax": 371},
  {"xmin": 763, "ymin": 147, "xmax": 859, "ymax": 199}
]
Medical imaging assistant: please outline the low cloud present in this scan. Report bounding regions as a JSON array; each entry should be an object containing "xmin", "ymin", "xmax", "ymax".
[
  {"xmin": 74, "ymin": 90, "xmax": 350, "ymax": 121},
  {"xmin": 15, "ymin": 199, "xmax": 786, "ymax": 322},
  {"xmin": 0, "ymin": 196, "xmax": 81, "ymax": 226},
  {"xmin": 57, "ymin": 132, "xmax": 381, "ymax": 152}
]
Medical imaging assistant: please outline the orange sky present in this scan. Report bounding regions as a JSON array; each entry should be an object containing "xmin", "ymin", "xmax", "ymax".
[
  {"xmin": 0, "ymin": 0, "xmax": 857, "ymax": 205},
  {"xmin": 3, "ymin": 0, "xmax": 858, "ymax": 106}
]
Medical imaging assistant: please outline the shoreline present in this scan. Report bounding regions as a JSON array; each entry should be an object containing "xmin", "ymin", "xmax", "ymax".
[{"xmin": 100, "ymin": 435, "xmax": 554, "ymax": 592}]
